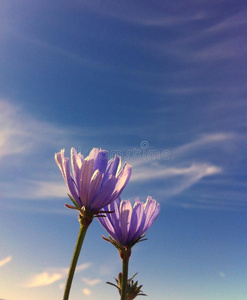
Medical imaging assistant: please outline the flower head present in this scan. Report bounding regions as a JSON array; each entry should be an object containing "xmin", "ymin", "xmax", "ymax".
[
  {"xmin": 55, "ymin": 148, "xmax": 132, "ymax": 214},
  {"xmin": 98, "ymin": 197, "xmax": 160, "ymax": 248}
]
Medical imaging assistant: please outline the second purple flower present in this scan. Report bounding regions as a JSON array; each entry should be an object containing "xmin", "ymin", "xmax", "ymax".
[{"xmin": 98, "ymin": 197, "xmax": 160, "ymax": 248}]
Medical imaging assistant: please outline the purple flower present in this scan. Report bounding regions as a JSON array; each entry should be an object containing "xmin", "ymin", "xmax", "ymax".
[
  {"xmin": 55, "ymin": 148, "xmax": 132, "ymax": 213},
  {"xmin": 98, "ymin": 197, "xmax": 160, "ymax": 247}
]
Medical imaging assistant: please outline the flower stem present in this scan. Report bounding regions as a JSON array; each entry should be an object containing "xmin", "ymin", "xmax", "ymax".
[
  {"xmin": 63, "ymin": 217, "xmax": 91, "ymax": 300},
  {"xmin": 121, "ymin": 256, "xmax": 129, "ymax": 300}
]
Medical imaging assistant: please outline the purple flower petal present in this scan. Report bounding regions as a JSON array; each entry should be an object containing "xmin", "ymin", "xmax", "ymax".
[
  {"xmin": 100, "ymin": 216, "xmax": 115, "ymax": 238},
  {"xmin": 119, "ymin": 200, "xmax": 133, "ymax": 245},
  {"xmin": 55, "ymin": 149, "xmax": 66, "ymax": 180},
  {"xmin": 143, "ymin": 197, "xmax": 160, "ymax": 232},
  {"xmin": 90, "ymin": 175, "xmax": 117, "ymax": 211},
  {"xmin": 99, "ymin": 199, "xmax": 122, "ymax": 244},
  {"xmin": 113, "ymin": 163, "xmax": 132, "ymax": 196},
  {"xmin": 103, "ymin": 155, "xmax": 121, "ymax": 183},
  {"xmin": 107, "ymin": 199, "xmax": 122, "ymax": 239},
  {"xmin": 88, "ymin": 148, "xmax": 108, "ymax": 174},
  {"xmin": 55, "ymin": 149, "xmax": 81, "ymax": 207},
  {"xmin": 70, "ymin": 148, "xmax": 83, "ymax": 189},
  {"xmin": 128, "ymin": 200, "xmax": 144, "ymax": 242},
  {"xmin": 55, "ymin": 147, "xmax": 131, "ymax": 213},
  {"xmin": 79, "ymin": 158, "xmax": 95, "ymax": 209},
  {"xmin": 87, "ymin": 170, "xmax": 103, "ymax": 203}
]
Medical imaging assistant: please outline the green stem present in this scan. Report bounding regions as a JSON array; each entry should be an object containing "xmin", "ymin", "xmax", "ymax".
[
  {"xmin": 121, "ymin": 256, "xmax": 129, "ymax": 300},
  {"xmin": 63, "ymin": 218, "xmax": 91, "ymax": 300}
]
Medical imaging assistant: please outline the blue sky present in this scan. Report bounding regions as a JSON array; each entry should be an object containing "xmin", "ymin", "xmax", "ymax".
[{"xmin": 0, "ymin": 1, "xmax": 247, "ymax": 299}]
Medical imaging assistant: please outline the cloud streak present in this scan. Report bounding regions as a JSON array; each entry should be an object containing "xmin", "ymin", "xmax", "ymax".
[
  {"xmin": 131, "ymin": 161, "xmax": 221, "ymax": 198},
  {"xmin": 174, "ymin": 133, "xmax": 235, "ymax": 156},
  {"xmin": 0, "ymin": 99, "xmax": 70, "ymax": 161},
  {"xmin": 82, "ymin": 277, "xmax": 102, "ymax": 286},
  {"xmin": 82, "ymin": 288, "xmax": 91, "ymax": 296},
  {"xmin": 26, "ymin": 263, "xmax": 91, "ymax": 287},
  {"xmin": 131, "ymin": 162, "xmax": 221, "ymax": 182},
  {"xmin": 128, "ymin": 133, "xmax": 225, "ymax": 198},
  {"xmin": 0, "ymin": 100, "xmax": 30, "ymax": 159},
  {"xmin": 207, "ymin": 8, "xmax": 247, "ymax": 33},
  {"xmin": 83, "ymin": 0, "xmax": 208, "ymax": 27},
  {"xmin": 0, "ymin": 256, "xmax": 12, "ymax": 267}
]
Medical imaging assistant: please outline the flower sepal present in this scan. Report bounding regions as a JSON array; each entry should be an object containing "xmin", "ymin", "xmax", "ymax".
[
  {"xmin": 102, "ymin": 235, "xmax": 124, "ymax": 251},
  {"xmin": 128, "ymin": 234, "xmax": 147, "ymax": 249},
  {"xmin": 66, "ymin": 193, "xmax": 82, "ymax": 211},
  {"xmin": 107, "ymin": 272, "xmax": 147, "ymax": 300},
  {"xmin": 102, "ymin": 234, "xmax": 147, "ymax": 259},
  {"xmin": 67, "ymin": 194, "xmax": 117, "ymax": 227}
]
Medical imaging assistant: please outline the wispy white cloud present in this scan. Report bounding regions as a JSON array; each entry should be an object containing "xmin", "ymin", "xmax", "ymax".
[
  {"xmin": 26, "ymin": 181, "xmax": 68, "ymax": 199},
  {"xmin": 27, "ymin": 272, "xmax": 63, "ymax": 287},
  {"xmin": 0, "ymin": 99, "xmax": 78, "ymax": 204},
  {"xmin": 162, "ymin": 164, "xmax": 221, "ymax": 197},
  {"xmin": 131, "ymin": 160, "xmax": 221, "ymax": 198},
  {"xmin": 139, "ymin": 7, "xmax": 247, "ymax": 67},
  {"xmin": 219, "ymin": 271, "xmax": 226, "ymax": 278},
  {"xmin": 131, "ymin": 162, "xmax": 221, "ymax": 182},
  {"xmin": 170, "ymin": 181, "xmax": 247, "ymax": 211},
  {"xmin": 14, "ymin": 32, "xmax": 111, "ymax": 72},
  {"xmin": 0, "ymin": 180, "xmax": 67, "ymax": 202},
  {"xmin": 123, "ymin": 132, "xmax": 234, "ymax": 202},
  {"xmin": 82, "ymin": 288, "xmax": 91, "ymax": 296},
  {"xmin": 98, "ymin": 258, "xmax": 119, "ymax": 277},
  {"xmin": 83, "ymin": 1, "xmax": 208, "ymax": 27},
  {"xmin": 161, "ymin": 87, "xmax": 206, "ymax": 95},
  {"xmin": 26, "ymin": 263, "xmax": 91, "ymax": 288},
  {"xmin": 192, "ymin": 37, "xmax": 247, "ymax": 61},
  {"xmin": 0, "ymin": 99, "xmax": 70, "ymax": 161},
  {"xmin": 0, "ymin": 100, "xmax": 30, "ymax": 159},
  {"xmin": 127, "ymin": 133, "xmax": 226, "ymax": 197},
  {"xmin": 174, "ymin": 133, "xmax": 235, "ymax": 156},
  {"xmin": 0, "ymin": 256, "xmax": 12, "ymax": 267},
  {"xmin": 82, "ymin": 277, "xmax": 102, "ymax": 286},
  {"xmin": 207, "ymin": 9, "xmax": 247, "ymax": 33},
  {"xmin": 73, "ymin": 263, "xmax": 91, "ymax": 272}
]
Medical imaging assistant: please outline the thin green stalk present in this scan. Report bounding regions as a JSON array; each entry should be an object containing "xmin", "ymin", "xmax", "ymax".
[
  {"xmin": 121, "ymin": 256, "xmax": 129, "ymax": 300},
  {"xmin": 63, "ymin": 218, "xmax": 91, "ymax": 300}
]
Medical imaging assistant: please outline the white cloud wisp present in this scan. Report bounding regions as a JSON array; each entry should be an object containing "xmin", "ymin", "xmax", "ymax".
[
  {"xmin": 0, "ymin": 256, "xmax": 12, "ymax": 267},
  {"xmin": 26, "ymin": 263, "xmax": 91, "ymax": 288}
]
